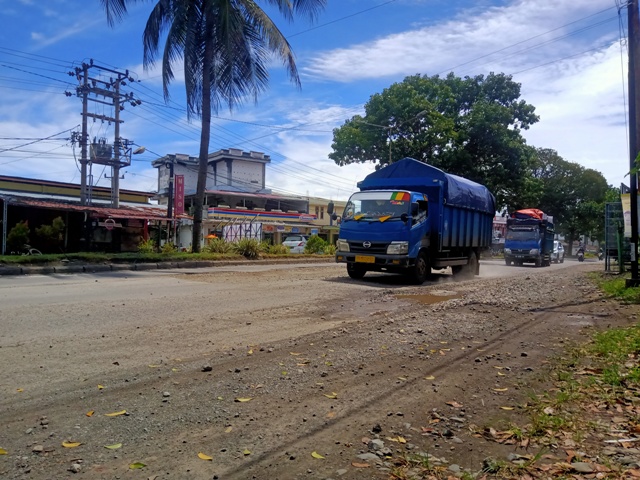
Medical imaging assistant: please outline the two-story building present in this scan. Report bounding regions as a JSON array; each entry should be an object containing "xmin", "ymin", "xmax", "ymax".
[{"xmin": 152, "ymin": 149, "xmax": 343, "ymax": 249}]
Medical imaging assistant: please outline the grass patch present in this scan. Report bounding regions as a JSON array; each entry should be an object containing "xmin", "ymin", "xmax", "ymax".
[{"xmin": 590, "ymin": 271, "xmax": 640, "ymax": 304}]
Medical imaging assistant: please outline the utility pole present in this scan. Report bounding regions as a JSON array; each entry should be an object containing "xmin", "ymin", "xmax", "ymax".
[
  {"xmin": 113, "ymin": 78, "xmax": 121, "ymax": 208},
  {"xmin": 80, "ymin": 63, "xmax": 89, "ymax": 205},
  {"xmin": 628, "ymin": 0, "xmax": 640, "ymax": 287},
  {"xmin": 70, "ymin": 60, "xmax": 141, "ymax": 209}
]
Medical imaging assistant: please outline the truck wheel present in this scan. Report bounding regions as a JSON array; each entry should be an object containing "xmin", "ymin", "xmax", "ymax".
[
  {"xmin": 505, "ymin": 259, "xmax": 512, "ymax": 266},
  {"xmin": 410, "ymin": 253, "xmax": 429, "ymax": 284},
  {"xmin": 460, "ymin": 252, "xmax": 478, "ymax": 279},
  {"xmin": 346, "ymin": 263, "xmax": 366, "ymax": 279},
  {"xmin": 535, "ymin": 257, "xmax": 542, "ymax": 267}
]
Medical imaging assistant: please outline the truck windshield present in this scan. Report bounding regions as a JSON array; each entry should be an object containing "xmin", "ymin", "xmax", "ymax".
[
  {"xmin": 506, "ymin": 227, "xmax": 540, "ymax": 241},
  {"xmin": 343, "ymin": 191, "xmax": 410, "ymax": 222}
]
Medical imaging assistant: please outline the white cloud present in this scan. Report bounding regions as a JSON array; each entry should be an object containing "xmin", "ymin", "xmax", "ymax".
[{"xmin": 302, "ymin": 0, "xmax": 615, "ymax": 82}]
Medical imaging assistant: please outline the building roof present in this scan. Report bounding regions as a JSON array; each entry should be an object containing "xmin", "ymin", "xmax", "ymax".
[
  {"xmin": 1, "ymin": 194, "xmax": 171, "ymax": 221},
  {"xmin": 0, "ymin": 174, "xmax": 155, "ymax": 198}
]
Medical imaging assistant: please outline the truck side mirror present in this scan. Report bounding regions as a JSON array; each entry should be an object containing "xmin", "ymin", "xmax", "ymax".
[
  {"xmin": 327, "ymin": 202, "xmax": 335, "ymax": 215},
  {"xmin": 331, "ymin": 213, "xmax": 338, "ymax": 221},
  {"xmin": 401, "ymin": 213, "xmax": 409, "ymax": 223}
]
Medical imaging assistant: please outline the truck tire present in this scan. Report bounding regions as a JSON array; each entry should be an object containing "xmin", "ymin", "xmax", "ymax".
[
  {"xmin": 535, "ymin": 257, "xmax": 542, "ymax": 267},
  {"xmin": 460, "ymin": 252, "xmax": 478, "ymax": 279},
  {"xmin": 346, "ymin": 263, "xmax": 366, "ymax": 279},
  {"xmin": 505, "ymin": 259, "xmax": 512, "ymax": 266},
  {"xmin": 410, "ymin": 252, "xmax": 429, "ymax": 284}
]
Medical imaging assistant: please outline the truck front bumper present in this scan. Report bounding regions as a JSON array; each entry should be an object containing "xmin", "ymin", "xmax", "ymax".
[{"xmin": 336, "ymin": 253, "xmax": 413, "ymax": 269}]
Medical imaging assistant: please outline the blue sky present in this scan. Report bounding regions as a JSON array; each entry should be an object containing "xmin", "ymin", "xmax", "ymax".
[{"xmin": 0, "ymin": 0, "xmax": 629, "ymax": 201}]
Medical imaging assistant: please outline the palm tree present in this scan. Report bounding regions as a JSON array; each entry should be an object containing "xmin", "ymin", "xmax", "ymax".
[{"xmin": 101, "ymin": 0, "xmax": 326, "ymax": 252}]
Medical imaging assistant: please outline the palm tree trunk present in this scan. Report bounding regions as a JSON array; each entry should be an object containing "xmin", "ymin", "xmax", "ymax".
[{"xmin": 192, "ymin": 35, "xmax": 214, "ymax": 253}]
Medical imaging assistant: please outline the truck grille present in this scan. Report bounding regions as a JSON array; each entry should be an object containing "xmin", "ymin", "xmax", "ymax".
[
  {"xmin": 510, "ymin": 249, "xmax": 530, "ymax": 255},
  {"xmin": 349, "ymin": 241, "xmax": 389, "ymax": 255}
]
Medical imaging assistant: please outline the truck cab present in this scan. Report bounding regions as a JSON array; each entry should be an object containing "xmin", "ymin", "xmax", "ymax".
[
  {"xmin": 503, "ymin": 211, "xmax": 554, "ymax": 267},
  {"xmin": 336, "ymin": 190, "xmax": 430, "ymax": 282}
]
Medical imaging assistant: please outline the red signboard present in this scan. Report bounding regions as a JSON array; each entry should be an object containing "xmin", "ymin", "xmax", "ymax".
[{"xmin": 174, "ymin": 175, "xmax": 185, "ymax": 216}]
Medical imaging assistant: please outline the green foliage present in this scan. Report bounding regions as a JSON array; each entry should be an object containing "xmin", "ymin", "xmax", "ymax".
[
  {"xmin": 268, "ymin": 243, "xmax": 289, "ymax": 255},
  {"xmin": 34, "ymin": 216, "xmax": 65, "ymax": 253},
  {"xmin": 233, "ymin": 238, "xmax": 261, "ymax": 259},
  {"xmin": 329, "ymin": 72, "xmax": 539, "ymax": 208},
  {"xmin": 138, "ymin": 238, "xmax": 156, "ymax": 253},
  {"xmin": 7, "ymin": 221, "xmax": 30, "ymax": 253},
  {"xmin": 304, "ymin": 235, "xmax": 326, "ymax": 254},
  {"xmin": 204, "ymin": 238, "xmax": 233, "ymax": 254},
  {"xmin": 323, "ymin": 244, "xmax": 336, "ymax": 256},
  {"xmin": 161, "ymin": 242, "xmax": 177, "ymax": 254}
]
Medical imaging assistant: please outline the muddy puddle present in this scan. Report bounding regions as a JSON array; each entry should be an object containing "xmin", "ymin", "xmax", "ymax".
[{"xmin": 396, "ymin": 290, "xmax": 461, "ymax": 304}]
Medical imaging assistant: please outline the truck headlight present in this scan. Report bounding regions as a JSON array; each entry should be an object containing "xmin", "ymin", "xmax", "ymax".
[
  {"xmin": 336, "ymin": 239, "xmax": 350, "ymax": 252},
  {"xmin": 504, "ymin": 248, "xmax": 511, "ymax": 254},
  {"xmin": 529, "ymin": 248, "xmax": 539, "ymax": 255},
  {"xmin": 386, "ymin": 241, "xmax": 408, "ymax": 255}
]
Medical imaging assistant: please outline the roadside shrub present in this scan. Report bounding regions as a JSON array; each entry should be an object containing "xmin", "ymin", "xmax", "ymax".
[
  {"xmin": 204, "ymin": 238, "xmax": 233, "ymax": 254},
  {"xmin": 138, "ymin": 238, "xmax": 156, "ymax": 253},
  {"xmin": 233, "ymin": 238, "xmax": 261, "ymax": 259},
  {"xmin": 161, "ymin": 242, "xmax": 177, "ymax": 254},
  {"xmin": 7, "ymin": 221, "xmax": 30, "ymax": 253},
  {"xmin": 304, "ymin": 235, "xmax": 326, "ymax": 254},
  {"xmin": 268, "ymin": 243, "xmax": 289, "ymax": 255},
  {"xmin": 35, "ymin": 216, "xmax": 65, "ymax": 252},
  {"xmin": 323, "ymin": 244, "xmax": 336, "ymax": 256}
]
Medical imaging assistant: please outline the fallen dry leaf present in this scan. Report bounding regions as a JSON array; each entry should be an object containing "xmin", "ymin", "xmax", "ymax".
[
  {"xmin": 0, "ymin": 448, "xmax": 7, "ymax": 455},
  {"xmin": 311, "ymin": 451, "xmax": 325, "ymax": 459},
  {"xmin": 446, "ymin": 401, "xmax": 463, "ymax": 408},
  {"xmin": 198, "ymin": 452, "xmax": 213, "ymax": 461},
  {"xmin": 324, "ymin": 392, "xmax": 338, "ymax": 399},
  {"xmin": 235, "ymin": 397, "xmax": 252, "ymax": 402},
  {"xmin": 97, "ymin": 385, "xmax": 105, "ymax": 390},
  {"xmin": 104, "ymin": 443, "xmax": 122, "ymax": 450},
  {"xmin": 16, "ymin": 388, "xmax": 23, "ymax": 392},
  {"xmin": 500, "ymin": 406, "xmax": 515, "ymax": 410},
  {"xmin": 86, "ymin": 410, "xmax": 94, "ymax": 417},
  {"xmin": 129, "ymin": 462, "xmax": 146, "ymax": 469},
  {"xmin": 104, "ymin": 410, "xmax": 127, "ymax": 417},
  {"xmin": 243, "ymin": 449, "xmax": 251, "ymax": 456},
  {"xmin": 62, "ymin": 441, "xmax": 81, "ymax": 448},
  {"xmin": 225, "ymin": 426, "xmax": 233, "ymax": 433},
  {"xmin": 424, "ymin": 375, "xmax": 435, "ymax": 380},
  {"xmin": 352, "ymin": 462, "xmax": 370, "ymax": 468},
  {"xmin": 493, "ymin": 388, "xmax": 508, "ymax": 392},
  {"xmin": 290, "ymin": 352, "xmax": 302, "ymax": 356}
]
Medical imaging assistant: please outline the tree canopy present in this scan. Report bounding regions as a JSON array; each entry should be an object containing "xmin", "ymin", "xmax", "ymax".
[
  {"xmin": 329, "ymin": 72, "xmax": 539, "ymax": 208},
  {"xmin": 528, "ymin": 148, "xmax": 609, "ymax": 250}
]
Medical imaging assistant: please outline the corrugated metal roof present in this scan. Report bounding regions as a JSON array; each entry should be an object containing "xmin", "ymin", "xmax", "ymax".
[
  {"xmin": 205, "ymin": 189, "xmax": 306, "ymax": 202},
  {"xmin": 1, "ymin": 194, "xmax": 172, "ymax": 221}
]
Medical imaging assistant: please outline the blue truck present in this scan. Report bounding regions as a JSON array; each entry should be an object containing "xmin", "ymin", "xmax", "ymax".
[
  {"xmin": 503, "ymin": 209, "xmax": 555, "ymax": 267},
  {"xmin": 335, "ymin": 158, "xmax": 495, "ymax": 283}
]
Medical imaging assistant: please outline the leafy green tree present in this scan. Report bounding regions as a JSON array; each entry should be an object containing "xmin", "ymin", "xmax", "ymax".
[
  {"xmin": 329, "ymin": 72, "xmax": 539, "ymax": 208},
  {"xmin": 102, "ymin": 0, "xmax": 326, "ymax": 252},
  {"xmin": 528, "ymin": 148, "xmax": 609, "ymax": 253}
]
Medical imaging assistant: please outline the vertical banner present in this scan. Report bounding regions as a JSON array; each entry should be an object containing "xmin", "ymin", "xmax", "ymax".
[
  {"xmin": 174, "ymin": 175, "xmax": 185, "ymax": 216},
  {"xmin": 621, "ymin": 193, "xmax": 640, "ymax": 238}
]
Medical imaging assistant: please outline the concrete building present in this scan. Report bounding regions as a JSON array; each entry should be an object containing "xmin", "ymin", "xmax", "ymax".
[{"xmin": 152, "ymin": 149, "xmax": 344, "ymax": 249}]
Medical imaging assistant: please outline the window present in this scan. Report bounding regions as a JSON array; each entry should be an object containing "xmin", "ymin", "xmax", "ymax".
[
  {"xmin": 320, "ymin": 207, "xmax": 324, "ymax": 220},
  {"xmin": 315, "ymin": 206, "xmax": 319, "ymax": 216}
]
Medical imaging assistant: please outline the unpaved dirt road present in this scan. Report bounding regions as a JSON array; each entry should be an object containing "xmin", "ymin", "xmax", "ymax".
[{"xmin": 0, "ymin": 259, "xmax": 634, "ymax": 479}]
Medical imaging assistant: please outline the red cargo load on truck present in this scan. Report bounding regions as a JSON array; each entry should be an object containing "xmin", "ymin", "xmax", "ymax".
[{"xmin": 514, "ymin": 208, "xmax": 544, "ymax": 220}]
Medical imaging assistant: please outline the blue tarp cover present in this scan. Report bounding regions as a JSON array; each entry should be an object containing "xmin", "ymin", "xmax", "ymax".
[{"xmin": 357, "ymin": 158, "xmax": 495, "ymax": 214}]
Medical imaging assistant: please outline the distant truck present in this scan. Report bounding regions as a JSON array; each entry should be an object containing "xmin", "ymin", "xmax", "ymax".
[
  {"xmin": 335, "ymin": 157, "xmax": 495, "ymax": 283},
  {"xmin": 503, "ymin": 209, "xmax": 554, "ymax": 267}
]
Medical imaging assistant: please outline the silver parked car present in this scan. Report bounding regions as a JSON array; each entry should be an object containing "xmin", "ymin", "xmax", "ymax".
[
  {"xmin": 282, "ymin": 235, "xmax": 308, "ymax": 254},
  {"xmin": 552, "ymin": 240, "xmax": 565, "ymax": 263}
]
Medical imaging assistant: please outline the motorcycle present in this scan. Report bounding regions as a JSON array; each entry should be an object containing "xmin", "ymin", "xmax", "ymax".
[
  {"xmin": 577, "ymin": 250, "xmax": 585, "ymax": 262},
  {"xmin": 598, "ymin": 249, "xmax": 604, "ymax": 261}
]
